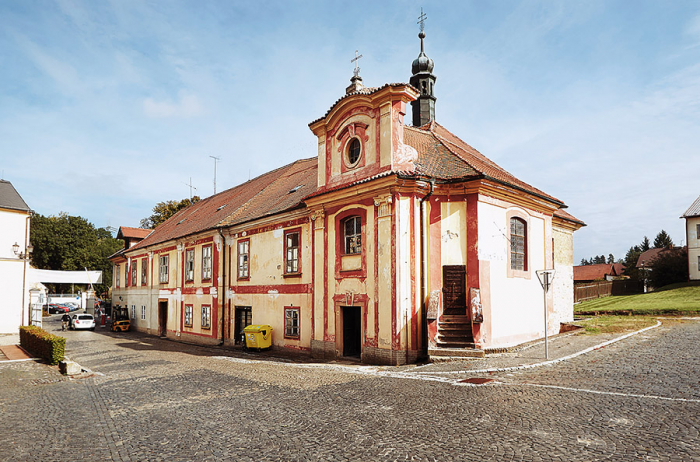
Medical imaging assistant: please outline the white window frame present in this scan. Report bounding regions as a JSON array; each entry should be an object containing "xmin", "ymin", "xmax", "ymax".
[
  {"xmin": 344, "ymin": 216, "xmax": 361, "ymax": 255},
  {"xmin": 115, "ymin": 264, "xmax": 120, "ymax": 287},
  {"xmin": 285, "ymin": 230, "xmax": 300, "ymax": 274},
  {"xmin": 141, "ymin": 305, "xmax": 146, "ymax": 320},
  {"xmin": 284, "ymin": 306, "xmax": 300, "ymax": 339},
  {"xmin": 159, "ymin": 255, "xmax": 169, "ymax": 284},
  {"xmin": 201, "ymin": 305, "xmax": 211, "ymax": 329},
  {"xmin": 237, "ymin": 240, "xmax": 249, "ymax": 279},
  {"xmin": 141, "ymin": 258, "xmax": 148, "ymax": 285},
  {"xmin": 184, "ymin": 305, "xmax": 193, "ymax": 327},
  {"xmin": 185, "ymin": 249, "xmax": 195, "ymax": 282},
  {"xmin": 131, "ymin": 261, "xmax": 137, "ymax": 286},
  {"xmin": 130, "ymin": 305, "xmax": 135, "ymax": 320},
  {"xmin": 202, "ymin": 245, "xmax": 212, "ymax": 280}
]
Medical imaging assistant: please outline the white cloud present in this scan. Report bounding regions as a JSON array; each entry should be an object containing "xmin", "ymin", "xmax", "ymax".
[{"xmin": 143, "ymin": 91, "xmax": 204, "ymax": 118}]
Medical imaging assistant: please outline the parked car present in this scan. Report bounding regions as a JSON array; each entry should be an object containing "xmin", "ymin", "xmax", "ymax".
[
  {"xmin": 71, "ymin": 314, "xmax": 95, "ymax": 331},
  {"xmin": 63, "ymin": 302, "xmax": 80, "ymax": 312},
  {"xmin": 47, "ymin": 304, "xmax": 70, "ymax": 314}
]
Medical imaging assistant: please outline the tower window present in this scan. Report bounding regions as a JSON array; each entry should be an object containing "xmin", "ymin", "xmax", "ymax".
[{"xmin": 347, "ymin": 138, "xmax": 361, "ymax": 166}]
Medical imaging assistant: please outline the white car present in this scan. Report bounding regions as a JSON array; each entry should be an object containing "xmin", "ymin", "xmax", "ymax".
[{"xmin": 71, "ymin": 314, "xmax": 95, "ymax": 331}]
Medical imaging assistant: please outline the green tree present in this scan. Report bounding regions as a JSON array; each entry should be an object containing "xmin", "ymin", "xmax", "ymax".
[
  {"xmin": 653, "ymin": 230, "xmax": 673, "ymax": 248},
  {"xmin": 607, "ymin": 253, "xmax": 615, "ymax": 264},
  {"xmin": 623, "ymin": 246, "xmax": 642, "ymax": 279},
  {"xmin": 648, "ymin": 247, "xmax": 688, "ymax": 288},
  {"xmin": 140, "ymin": 196, "xmax": 200, "ymax": 229},
  {"xmin": 640, "ymin": 236, "xmax": 651, "ymax": 251},
  {"xmin": 30, "ymin": 212, "xmax": 123, "ymax": 296}
]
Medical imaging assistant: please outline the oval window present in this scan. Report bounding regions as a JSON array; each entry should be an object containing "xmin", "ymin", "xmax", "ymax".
[{"xmin": 347, "ymin": 138, "xmax": 361, "ymax": 166}]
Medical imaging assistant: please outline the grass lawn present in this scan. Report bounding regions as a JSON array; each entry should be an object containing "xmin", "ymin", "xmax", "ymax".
[
  {"xmin": 575, "ymin": 315, "xmax": 658, "ymax": 335},
  {"xmin": 575, "ymin": 282, "xmax": 700, "ymax": 315}
]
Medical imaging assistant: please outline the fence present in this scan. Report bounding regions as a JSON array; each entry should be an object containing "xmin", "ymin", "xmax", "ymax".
[{"xmin": 574, "ymin": 279, "xmax": 643, "ymax": 303}]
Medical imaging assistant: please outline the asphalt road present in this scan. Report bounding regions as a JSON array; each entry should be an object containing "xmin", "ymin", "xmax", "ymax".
[{"xmin": 0, "ymin": 315, "xmax": 698, "ymax": 461}]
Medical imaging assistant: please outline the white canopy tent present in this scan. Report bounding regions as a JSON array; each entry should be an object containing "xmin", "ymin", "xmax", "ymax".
[{"xmin": 28, "ymin": 269, "xmax": 102, "ymax": 284}]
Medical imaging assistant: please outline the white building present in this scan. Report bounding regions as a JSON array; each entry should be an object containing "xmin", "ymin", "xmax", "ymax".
[
  {"xmin": 682, "ymin": 195, "xmax": 700, "ymax": 281},
  {"xmin": 0, "ymin": 180, "xmax": 32, "ymax": 333}
]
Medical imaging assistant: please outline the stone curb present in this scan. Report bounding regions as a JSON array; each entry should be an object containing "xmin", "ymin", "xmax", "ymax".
[{"xmin": 422, "ymin": 320, "xmax": 663, "ymax": 375}]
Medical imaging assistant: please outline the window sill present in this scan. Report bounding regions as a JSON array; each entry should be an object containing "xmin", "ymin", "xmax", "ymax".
[
  {"xmin": 237, "ymin": 276, "xmax": 250, "ymax": 281},
  {"xmin": 284, "ymin": 335, "xmax": 300, "ymax": 340},
  {"xmin": 283, "ymin": 272, "xmax": 302, "ymax": 278}
]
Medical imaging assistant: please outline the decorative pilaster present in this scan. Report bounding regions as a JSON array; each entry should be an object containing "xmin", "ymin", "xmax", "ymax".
[{"xmin": 374, "ymin": 194, "xmax": 393, "ymax": 218}]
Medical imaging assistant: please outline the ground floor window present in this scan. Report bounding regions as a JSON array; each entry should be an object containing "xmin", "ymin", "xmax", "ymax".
[
  {"xmin": 284, "ymin": 306, "xmax": 300, "ymax": 339},
  {"xmin": 184, "ymin": 305, "xmax": 193, "ymax": 327},
  {"xmin": 141, "ymin": 305, "xmax": 146, "ymax": 320},
  {"xmin": 201, "ymin": 305, "xmax": 211, "ymax": 329},
  {"xmin": 130, "ymin": 305, "xmax": 135, "ymax": 320}
]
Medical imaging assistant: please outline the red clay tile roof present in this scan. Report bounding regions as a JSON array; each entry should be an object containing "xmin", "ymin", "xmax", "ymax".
[
  {"xmin": 574, "ymin": 263, "xmax": 618, "ymax": 281},
  {"xmin": 403, "ymin": 122, "xmax": 563, "ymax": 205},
  {"xmin": 636, "ymin": 247, "xmax": 685, "ymax": 268},
  {"xmin": 128, "ymin": 158, "xmax": 318, "ymax": 252},
  {"xmin": 553, "ymin": 209, "xmax": 585, "ymax": 226},
  {"xmin": 117, "ymin": 227, "xmax": 151, "ymax": 240}
]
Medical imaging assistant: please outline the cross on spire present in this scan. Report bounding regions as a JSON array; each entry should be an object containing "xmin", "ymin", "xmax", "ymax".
[
  {"xmin": 351, "ymin": 50, "xmax": 363, "ymax": 77},
  {"xmin": 417, "ymin": 7, "xmax": 427, "ymax": 33}
]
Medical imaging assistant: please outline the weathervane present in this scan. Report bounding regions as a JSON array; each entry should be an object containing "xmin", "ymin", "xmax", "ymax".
[
  {"xmin": 417, "ymin": 7, "xmax": 427, "ymax": 33},
  {"xmin": 351, "ymin": 50, "xmax": 363, "ymax": 77}
]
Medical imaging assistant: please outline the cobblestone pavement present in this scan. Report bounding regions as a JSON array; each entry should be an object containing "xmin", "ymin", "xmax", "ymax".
[{"xmin": 0, "ymin": 316, "xmax": 698, "ymax": 461}]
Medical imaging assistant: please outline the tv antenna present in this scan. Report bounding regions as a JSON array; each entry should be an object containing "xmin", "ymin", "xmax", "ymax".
[
  {"xmin": 183, "ymin": 177, "xmax": 197, "ymax": 200},
  {"xmin": 209, "ymin": 156, "xmax": 221, "ymax": 195}
]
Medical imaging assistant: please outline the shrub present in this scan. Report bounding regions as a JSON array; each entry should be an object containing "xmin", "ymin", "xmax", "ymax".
[
  {"xmin": 648, "ymin": 247, "xmax": 688, "ymax": 289},
  {"xmin": 19, "ymin": 326, "xmax": 66, "ymax": 365}
]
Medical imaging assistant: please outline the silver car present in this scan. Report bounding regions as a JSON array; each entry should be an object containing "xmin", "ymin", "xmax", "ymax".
[{"xmin": 71, "ymin": 314, "xmax": 95, "ymax": 331}]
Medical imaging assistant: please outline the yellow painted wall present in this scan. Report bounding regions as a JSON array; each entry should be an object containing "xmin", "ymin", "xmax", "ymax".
[{"xmin": 440, "ymin": 201, "xmax": 467, "ymax": 265}]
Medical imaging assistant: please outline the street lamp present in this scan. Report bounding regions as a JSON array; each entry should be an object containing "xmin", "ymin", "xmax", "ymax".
[{"xmin": 12, "ymin": 242, "xmax": 32, "ymax": 259}]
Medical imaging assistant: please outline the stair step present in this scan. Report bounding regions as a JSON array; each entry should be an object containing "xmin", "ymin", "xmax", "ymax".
[
  {"xmin": 429, "ymin": 347, "xmax": 485, "ymax": 358},
  {"xmin": 441, "ymin": 315, "xmax": 470, "ymax": 323}
]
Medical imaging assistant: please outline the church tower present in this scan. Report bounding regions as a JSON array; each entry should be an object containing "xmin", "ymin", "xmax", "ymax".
[{"xmin": 409, "ymin": 15, "xmax": 436, "ymax": 127}]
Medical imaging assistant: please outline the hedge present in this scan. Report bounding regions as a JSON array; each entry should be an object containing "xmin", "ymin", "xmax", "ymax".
[{"xmin": 19, "ymin": 326, "xmax": 66, "ymax": 365}]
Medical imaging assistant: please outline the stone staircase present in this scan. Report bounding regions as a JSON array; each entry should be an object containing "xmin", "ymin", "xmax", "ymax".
[{"xmin": 428, "ymin": 315, "xmax": 484, "ymax": 359}]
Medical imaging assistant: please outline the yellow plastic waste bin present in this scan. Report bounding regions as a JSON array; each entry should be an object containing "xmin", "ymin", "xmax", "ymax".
[{"xmin": 243, "ymin": 325, "xmax": 273, "ymax": 350}]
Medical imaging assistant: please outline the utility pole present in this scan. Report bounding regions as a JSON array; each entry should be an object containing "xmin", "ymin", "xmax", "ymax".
[{"xmin": 210, "ymin": 156, "xmax": 221, "ymax": 195}]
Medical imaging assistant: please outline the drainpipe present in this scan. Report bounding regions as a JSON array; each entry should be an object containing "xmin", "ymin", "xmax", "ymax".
[
  {"xmin": 419, "ymin": 179, "xmax": 435, "ymax": 356},
  {"xmin": 218, "ymin": 229, "xmax": 226, "ymax": 346}
]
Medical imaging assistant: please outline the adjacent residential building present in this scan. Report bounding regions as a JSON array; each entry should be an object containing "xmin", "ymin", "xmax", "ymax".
[
  {"xmin": 681, "ymin": 195, "xmax": 700, "ymax": 280},
  {"xmin": 0, "ymin": 180, "xmax": 32, "ymax": 333},
  {"xmin": 110, "ymin": 31, "xmax": 584, "ymax": 364},
  {"xmin": 573, "ymin": 263, "xmax": 625, "ymax": 283}
]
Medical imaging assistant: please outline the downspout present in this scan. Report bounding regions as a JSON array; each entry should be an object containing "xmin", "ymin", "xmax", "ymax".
[
  {"xmin": 419, "ymin": 180, "xmax": 435, "ymax": 356},
  {"xmin": 218, "ymin": 229, "xmax": 226, "ymax": 346}
]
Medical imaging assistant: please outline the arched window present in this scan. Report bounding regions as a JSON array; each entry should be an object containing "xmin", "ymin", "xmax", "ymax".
[
  {"xmin": 510, "ymin": 217, "xmax": 527, "ymax": 271},
  {"xmin": 344, "ymin": 216, "xmax": 362, "ymax": 255}
]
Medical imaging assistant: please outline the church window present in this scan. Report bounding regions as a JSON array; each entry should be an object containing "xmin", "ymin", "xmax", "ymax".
[
  {"xmin": 237, "ymin": 239, "xmax": 249, "ymax": 279},
  {"xmin": 185, "ymin": 249, "xmax": 194, "ymax": 281},
  {"xmin": 284, "ymin": 229, "xmax": 300, "ymax": 275},
  {"xmin": 344, "ymin": 216, "xmax": 362, "ymax": 255},
  {"xmin": 347, "ymin": 138, "xmax": 361, "ymax": 166},
  {"xmin": 510, "ymin": 217, "xmax": 527, "ymax": 271}
]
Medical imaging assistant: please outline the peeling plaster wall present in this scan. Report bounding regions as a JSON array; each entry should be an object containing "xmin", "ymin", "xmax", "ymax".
[
  {"xmin": 553, "ymin": 227, "xmax": 575, "ymax": 324},
  {"xmin": 440, "ymin": 202, "xmax": 467, "ymax": 266},
  {"xmin": 478, "ymin": 201, "xmax": 548, "ymax": 348}
]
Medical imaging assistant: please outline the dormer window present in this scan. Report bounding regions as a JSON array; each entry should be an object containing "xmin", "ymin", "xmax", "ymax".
[{"xmin": 347, "ymin": 138, "xmax": 361, "ymax": 167}]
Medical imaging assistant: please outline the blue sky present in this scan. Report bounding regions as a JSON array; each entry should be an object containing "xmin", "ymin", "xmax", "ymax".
[{"xmin": 1, "ymin": 0, "xmax": 699, "ymax": 263}]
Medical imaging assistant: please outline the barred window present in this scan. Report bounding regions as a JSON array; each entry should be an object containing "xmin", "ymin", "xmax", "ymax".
[
  {"xmin": 202, "ymin": 245, "xmax": 212, "ymax": 280},
  {"xmin": 344, "ymin": 216, "xmax": 361, "ymax": 255},
  {"xmin": 284, "ymin": 307, "xmax": 300, "ymax": 339},
  {"xmin": 510, "ymin": 218, "xmax": 527, "ymax": 271},
  {"xmin": 184, "ymin": 305, "xmax": 193, "ymax": 327},
  {"xmin": 201, "ymin": 305, "xmax": 211, "ymax": 329},
  {"xmin": 159, "ymin": 255, "xmax": 169, "ymax": 283}
]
